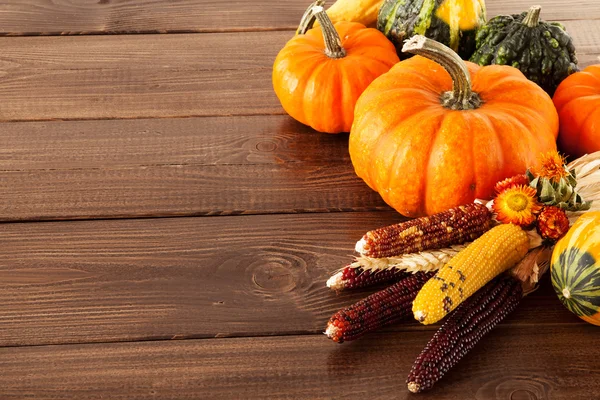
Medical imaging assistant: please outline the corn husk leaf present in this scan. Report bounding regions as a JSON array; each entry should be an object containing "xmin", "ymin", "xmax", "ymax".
[
  {"xmin": 509, "ymin": 246, "xmax": 552, "ymax": 296},
  {"xmin": 348, "ymin": 244, "xmax": 469, "ymax": 274}
]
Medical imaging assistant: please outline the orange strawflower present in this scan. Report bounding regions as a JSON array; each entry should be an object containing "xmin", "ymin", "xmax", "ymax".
[
  {"xmin": 537, "ymin": 206, "xmax": 570, "ymax": 243},
  {"xmin": 494, "ymin": 174, "xmax": 530, "ymax": 196},
  {"xmin": 534, "ymin": 151, "xmax": 569, "ymax": 183},
  {"xmin": 493, "ymin": 185, "xmax": 542, "ymax": 227}
]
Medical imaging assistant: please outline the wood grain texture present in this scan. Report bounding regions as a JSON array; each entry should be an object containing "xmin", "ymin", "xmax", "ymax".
[
  {"xmin": 0, "ymin": 116, "xmax": 392, "ymax": 221},
  {"xmin": 0, "ymin": 213, "xmax": 583, "ymax": 348},
  {"xmin": 0, "ymin": 25, "xmax": 597, "ymax": 122},
  {"xmin": 0, "ymin": 0, "xmax": 597, "ymax": 35},
  {"xmin": 0, "ymin": 324, "xmax": 597, "ymax": 399},
  {"xmin": 0, "ymin": 32, "xmax": 288, "ymax": 121}
]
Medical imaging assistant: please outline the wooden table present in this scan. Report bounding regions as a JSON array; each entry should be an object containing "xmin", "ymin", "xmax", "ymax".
[{"xmin": 0, "ymin": 1, "xmax": 598, "ymax": 399}]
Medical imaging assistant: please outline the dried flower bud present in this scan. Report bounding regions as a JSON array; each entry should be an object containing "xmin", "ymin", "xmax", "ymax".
[{"xmin": 536, "ymin": 206, "xmax": 570, "ymax": 243}]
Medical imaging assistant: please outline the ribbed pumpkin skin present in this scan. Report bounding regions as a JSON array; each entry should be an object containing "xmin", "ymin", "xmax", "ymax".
[
  {"xmin": 553, "ymin": 65, "xmax": 600, "ymax": 158},
  {"xmin": 272, "ymin": 22, "xmax": 399, "ymax": 133},
  {"xmin": 349, "ymin": 56, "xmax": 558, "ymax": 217},
  {"xmin": 469, "ymin": 11, "xmax": 578, "ymax": 96},
  {"xmin": 551, "ymin": 212, "xmax": 600, "ymax": 326},
  {"xmin": 377, "ymin": 0, "xmax": 485, "ymax": 59}
]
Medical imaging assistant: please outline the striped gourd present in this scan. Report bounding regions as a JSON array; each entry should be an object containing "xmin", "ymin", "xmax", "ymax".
[
  {"xmin": 412, "ymin": 223, "xmax": 529, "ymax": 325},
  {"xmin": 551, "ymin": 211, "xmax": 600, "ymax": 326}
]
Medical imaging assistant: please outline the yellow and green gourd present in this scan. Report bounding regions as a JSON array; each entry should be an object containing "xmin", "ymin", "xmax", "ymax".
[
  {"xmin": 551, "ymin": 212, "xmax": 600, "ymax": 326},
  {"xmin": 377, "ymin": 0, "xmax": 486, "ymax": 59}
]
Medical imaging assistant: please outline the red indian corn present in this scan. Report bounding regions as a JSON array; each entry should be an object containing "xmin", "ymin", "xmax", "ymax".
[
  {"xmin": 356, "ymin": 203, "xmax": 492, "ymax": 258},
  {"xmin": 325, "ymin": 272, "xmax": 435, "ymax": 343},
  {"xmin": 326, "ymin": 265, "xmax": 409, "ymax": 291},
  {"xmin": 407, "ymin": 275, "xmax": 523, "ymax": 393}
]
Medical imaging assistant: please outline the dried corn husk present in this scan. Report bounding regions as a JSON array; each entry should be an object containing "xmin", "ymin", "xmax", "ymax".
[{"xmin": 349, "ymin": 244, "xmax": 469, "ymax": 274}]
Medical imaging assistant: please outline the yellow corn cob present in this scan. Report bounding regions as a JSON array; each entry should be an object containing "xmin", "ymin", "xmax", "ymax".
[{"xmin": 412, "ymin": 224, "xmax": 529, "ymax": 325}]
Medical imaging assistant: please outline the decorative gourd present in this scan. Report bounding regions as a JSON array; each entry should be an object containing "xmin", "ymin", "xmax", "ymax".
[
  {"xmin": 273, "ymin": 6, "xmax": 399, "ymax": 133},
  {"xmin": 377, "ymin": 0, "xmax": 486, "ymax": 59},
  {"xmin": 470, "ymin": 5, "xmax": 578, "ymax": 96},
  {"xmin": 551, "ymin": 211, "xmax": 600, "ymax": 326},
  {"xmin": 349, "ymin": 36, "xmax": 558, "ymax": 217},
  {"xmin": 325, "ymin": 0, "xmax": 384, "ymax": 27},
  {"xmin": 553, "ymin": 64, "xmax": 600, "ymax": 158}
]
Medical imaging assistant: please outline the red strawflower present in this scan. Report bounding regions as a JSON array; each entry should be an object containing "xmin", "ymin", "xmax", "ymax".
[{"xmin": 537, "ymin": 206, "xmax": 570, "ymax": 243}]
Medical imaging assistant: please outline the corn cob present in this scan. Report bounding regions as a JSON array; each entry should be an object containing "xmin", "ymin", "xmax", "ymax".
[
  {"xmin": 325, "ymin": 272, "xmax": 435, "ymax": 343},
  {"xmin": 412, "ymin": 223, "xmax": 529, "ymax": 325},
  {"xmin": 407, "ymin": 275, "xmax": 523, "ymax": 393},
  {"xmin": 326, "ymin": 266, "xmax": 409, "ymax": 291},
  {"xmin": 356, "ymin": 203, "xmax": 492, "ymax": 258}
]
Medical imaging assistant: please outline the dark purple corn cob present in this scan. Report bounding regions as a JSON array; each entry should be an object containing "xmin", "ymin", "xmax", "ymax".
[
  {"xmin": 406, "ymin": 275, "xmax": 523, "ymax": 393},
  {"xmin": 326, "ymin": 265, "xmax": 409, "ymax": 291},
  {"xmin": 355, "ymin": 203, "xmax": 492, "ymax": 258},
  {"xmin": 325, "ymin": 272, "xmax": 435, "ymax": 343}
]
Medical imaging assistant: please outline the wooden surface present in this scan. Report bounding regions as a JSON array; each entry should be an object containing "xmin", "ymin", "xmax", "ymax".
[{"xmin": 0, "ymin": 1, "xmax": 597, "ymax": 398}]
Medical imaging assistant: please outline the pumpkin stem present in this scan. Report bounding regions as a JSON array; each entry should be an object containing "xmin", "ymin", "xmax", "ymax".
[
  {"xmin": 402, "ymin": 35, "xmax": 481, "ymax": 111},
  {"xmin": 296, "ymin": 0, "xmax": 326, "ymax": 35},
  {"xmin": 523, "ymin": 5, "xmax": 542, "ymax": 28},
  {"xmin": 312, "ymin": 6, "xmax": 346, "ymax": 59}
]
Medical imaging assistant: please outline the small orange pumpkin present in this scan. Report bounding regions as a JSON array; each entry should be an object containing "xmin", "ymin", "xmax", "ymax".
[
  {"xmin": 553, "ymin": 64, "xmax": 600, "ymax": 158},
  {"xmin": 272, "ymin": 5, "xmax": 399, "ymax": 133},
  {"xmin": 350, "ymin": 36, "xmax": 559, "ymax": 217}
]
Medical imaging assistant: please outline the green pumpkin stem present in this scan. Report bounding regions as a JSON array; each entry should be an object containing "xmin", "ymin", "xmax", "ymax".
[
  {"xmin": 522, "ymin": 5, "xmax": 542, "ymax": 28},
  {"xmin": 402, "ymin": 35, "xmax": 481, "ymax": 111},
  {"xmin": 296, "ymin": 0, "xmax": 325, "ymax": 35},
  {"xmin": 312, "ymin": 6, "xmax": 346, "ymax": 59}
]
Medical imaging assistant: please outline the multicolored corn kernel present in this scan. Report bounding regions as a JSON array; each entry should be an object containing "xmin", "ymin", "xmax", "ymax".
[
  {"xmin": 536, "ymin": 206, "xmax": 570, "ymax": 243},
  {"xmin": 326, "ymin": 266, "xmax": 409, "ymax": 291},
  {"xmin": 412, "ymin": 223, "xmax": 529, "ymax": 325},
  {"xmin": 325, "ymin": 272, "xmax": 435, "ymax": 343},
  {"xmin": 355, "ymin": 203, "xmax": 492, "ymax": 258},
  {"xmin": 407, "ymin": 275, "xmax": 523, "ymax": 393},
  {"xmin": 493, "ymin": 174, "xmax": 530, "ymax": 196}
]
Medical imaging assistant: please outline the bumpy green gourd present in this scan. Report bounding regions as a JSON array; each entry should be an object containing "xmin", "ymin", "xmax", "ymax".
[
  {"xmin": 470, "ymin": 5, "xmax": 578, "ymax": 95},
  {"xmin": 377, "ymin": 0, "xmax": 486, "ymax": 59}
]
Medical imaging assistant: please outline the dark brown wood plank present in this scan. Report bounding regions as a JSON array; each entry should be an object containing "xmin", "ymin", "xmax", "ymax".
[
  {"xmin": 0, "ymin": 116, "xmax": 391, "ymax": 221},
  {"xmin": 0, "ymin": 26, "xmax": 597, "ymax": 122},
  {"xmin": 0, "ymin": 0, "xmax": 597, "ymax": 35},
  {"xmin": 1, "ymin": 116, "xmax": 345, "ymax": 170},
  {"xmin": 0, "ymin": 213, "xmax": 582, "ymax": 348},
  {"xmin": 0, "ymin": 324, "xmax": 597, "ymax": 399},
  {"xmin": 0, "ymin": 32, "xmax": 288, "ymax": 122}
]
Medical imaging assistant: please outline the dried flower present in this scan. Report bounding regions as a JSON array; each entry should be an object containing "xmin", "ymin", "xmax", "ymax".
[
  {"xmin": 494, "ymin": 174, "xmax": 530, "ymax": 196},
  {"xmin": 534, "ymin": 151, "xmax": 570, "ymax": 183},
  {"xmin": 493, "ymin": 185, "xmax": 542, "ymax": 226},
  {"xmin": 537, "ymin": 206, "xmax": 570, "ymax": 243}
]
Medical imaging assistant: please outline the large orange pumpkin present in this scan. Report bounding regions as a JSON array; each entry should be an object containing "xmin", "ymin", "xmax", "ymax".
[
  {"xmin": 272, "ymin": 6, "xmax": 399, "ymax": 133},
  {"xmin": 553, "ymin": 64, "xmax": 600, "ymax": 158},
  {"xmin": 349, "ymin": 36, "xmax": 559, "ymax": 217}
]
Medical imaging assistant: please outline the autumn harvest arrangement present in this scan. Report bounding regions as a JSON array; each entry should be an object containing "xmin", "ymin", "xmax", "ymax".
[{"xmin": 272, "ymin": 0, "xmax": 600, "ymax": 394}]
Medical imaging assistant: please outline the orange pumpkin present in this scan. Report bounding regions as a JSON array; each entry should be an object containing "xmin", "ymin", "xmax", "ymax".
[
  {"xmin": 350, "ymin": 36, "xmax": 559, "ymax": 217},
  {"xmin": 272, "ymin": 6, "xmax": 399, "ymax": 133},
  {"xmin": 553, "ymin": 64, "xmax": 600, "ymax": 158}
]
